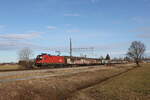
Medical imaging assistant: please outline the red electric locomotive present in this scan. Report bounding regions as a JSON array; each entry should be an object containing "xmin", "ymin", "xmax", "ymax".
[{"xmin": 35, "ymin": 54, "xmax": 65, "ymax": 67}]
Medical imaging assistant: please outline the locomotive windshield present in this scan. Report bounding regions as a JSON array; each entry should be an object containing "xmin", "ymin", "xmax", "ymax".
[{"xmin": 36, "ymin": 55, "xmax": 43, "ymax": 60}]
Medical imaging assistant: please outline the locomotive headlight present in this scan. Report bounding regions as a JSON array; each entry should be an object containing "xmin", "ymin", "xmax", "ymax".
[{"xmin": 39, "ymin": 56, "xmax": 43, "ymax": 59}]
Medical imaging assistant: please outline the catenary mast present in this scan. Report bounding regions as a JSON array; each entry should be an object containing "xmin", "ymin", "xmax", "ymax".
[{"xmin": 70, "ymin": 37, "xmax": 72, "ymax": 57}]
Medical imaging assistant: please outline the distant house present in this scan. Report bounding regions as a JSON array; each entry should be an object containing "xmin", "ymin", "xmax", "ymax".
[
  {"xmin": 102, "ymin": 60, "xmax": 111, "ymax": 65},
  {"xmin": 143, "ymin": 59, "xmax": 150, "ymax": 63}
]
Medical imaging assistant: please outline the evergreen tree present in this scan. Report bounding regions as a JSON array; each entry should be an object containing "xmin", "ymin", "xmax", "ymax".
[{"xmin": 105, "ymin": 54, "xmax": 110, "ymax": 60}]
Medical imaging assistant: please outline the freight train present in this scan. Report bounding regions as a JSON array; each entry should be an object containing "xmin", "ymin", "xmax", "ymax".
[
  {"xmin": 35, "ymin": 53, "xmax": 101, "ymax": 67},
  {"xmin": 35, "ymin": 53, "xmax": 129, "ymax": 67}
]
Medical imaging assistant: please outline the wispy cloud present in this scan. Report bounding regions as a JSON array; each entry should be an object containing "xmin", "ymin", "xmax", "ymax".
[
  {"xmin": 110, "ymin": 51, "xmax": 126, "ymax": 55},
  {"xmin": 130, "ymin": 26, "xmax": 150, "ymax": 33},
  {"xmin": 130, "ymin": 26, "xmax": 150, "ymax": 39},
  {"xmin": 0, "ymin": 32, "xmax": 43, "ymax": 40},
  {"xmin": 112, "ymin": 21, "xmax": 121, "ymax": 24},
  {"xmin": 144, "ymin": 0, "xmax": 150, "ymax": 2},
  {"xmin": 64, "ymin": 13, "xmax": 80, "ymax": 17},
  {"xmin": 0, "ymin": 41, "xmax": 40, "ymax": 50},
  {"xmin": 131, "ymin": 16, "xmax": 149, "ymax": 24},
  {"xmin": 137, "ymin": 33, "xmax": 150, "ymax": 38},
  {"xmin": 65, "ymin": 24, "xmax": 72, "ymax": 26},
  {"xmin": 66, "ymin": 29, "xmax": 80, "ymax": 33},
  {"xmin": 0, "ymin": 25, "xmax": 6, "ymax": 29},
  {"xmin": 90, "ymin": 0, "xmax": 99, "ymax": 3},
  {"xmin": 94, "ymin": 42, "xmax": 130, "ymax": 50},
  {"xmin": 146, "ymin": 50, "xmax": 150, "ymax": 54},
  {"xmin": 47, "ymin": 26, "xmax": 57, "ymax": 30}
]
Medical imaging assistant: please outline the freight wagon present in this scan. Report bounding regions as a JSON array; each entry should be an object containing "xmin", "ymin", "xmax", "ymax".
[{"xmin": 35, "ymin": 53, "xmax": 101, "ymax": 67}]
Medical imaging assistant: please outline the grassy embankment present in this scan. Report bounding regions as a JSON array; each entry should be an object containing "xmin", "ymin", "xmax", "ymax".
[{"xmin": 68, "ymin": 63, "xmax": 150, "ymax": 100}]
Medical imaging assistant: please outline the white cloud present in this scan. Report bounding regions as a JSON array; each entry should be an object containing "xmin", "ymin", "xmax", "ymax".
[
  {"xmin": 64, "ymin": 13, "xmax": 80, "ymax": 17},
  {"xmin": 65, "ymin": 24, "xmax": 72, "ymax": 26},
  {"xmin": 110, "ymin": 51, "xmax": 126, "ymax": 55},
  {"xmin": 131, "ymin": 16, "xmax": 149, "ymax": 24},
  {"xmin": 130, "ymin": 26, "xmax": 150, "ymax": 33},
  {"xmin": 47, "ymin": 26, "xmax": 56, "ymax": 30},
  {"xmin": 137, "ymin": 33, "xmax": 150, "ymax": 38},
  {"xmin": 130, "ymin": 26, "xmax": 150, "ymax": 38},
  {"xmin": 0, "ymin": 32, "xmax": 43, "ymax": 40},
  {"xmin": 0, "ymin": 25, "xmax": 5, "ymax": 29},
  {"xmin": 0, "ymin": 41, "xmax": 40, "ymax": 50},
  {"xmin": 112, "ymin": 21, "xmax": 121, "ymax": 24},
  {"xmin": 66, "ymin": 29, "xmax": 80, "ymax": 33},
  {"xmin": 146, "ymin": 50, "xmax": 150, "ymax": 55}
]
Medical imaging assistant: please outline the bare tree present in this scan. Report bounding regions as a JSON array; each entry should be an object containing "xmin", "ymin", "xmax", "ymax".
[
  {"xmin": 19, "ymin": 47, "xmax": 33, "ymax": 61},
  {"xmin": 127, "ymin": 41, "xmax": 146, "ymax": 66},
  {"xmin": 18, "ymin": 47, "xmax": 34, "ymax": 68}
]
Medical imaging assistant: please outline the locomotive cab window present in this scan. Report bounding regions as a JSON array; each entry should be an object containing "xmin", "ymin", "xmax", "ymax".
[
  {"xmin": 39, "ymin": 56, "xmax": 43, "ymax": 60},
  {"xmin": 37, "ymin": 56, "xmax": 43, "ymax": 60}
]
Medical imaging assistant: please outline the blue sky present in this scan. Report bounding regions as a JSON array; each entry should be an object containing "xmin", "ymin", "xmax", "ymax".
[{"xmin": 0, "ymin": 0, "xmax": 150, "ymax": 62}]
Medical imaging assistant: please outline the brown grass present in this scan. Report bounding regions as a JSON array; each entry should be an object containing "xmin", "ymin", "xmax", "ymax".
[
  {"xmin": 67, "ymin": 64, "xmax": 150, "ymax": 100},
  {"xmin": 0, "ymin": 64, "xmax": 23, "ymax": 70},
  {"xmin": 0, "ymin": 64, "xmax": 135, "ymax": 100}
]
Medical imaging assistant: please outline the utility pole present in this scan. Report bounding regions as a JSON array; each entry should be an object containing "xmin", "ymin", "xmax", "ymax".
[{"xmin": 70, "ymin": 37, "xmax": 72, "ymax": 57}]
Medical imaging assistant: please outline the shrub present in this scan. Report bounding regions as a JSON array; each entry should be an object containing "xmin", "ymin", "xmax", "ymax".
[{"xmin": 18, "ymin": 60, "xmax": 34, "ymax": 69}]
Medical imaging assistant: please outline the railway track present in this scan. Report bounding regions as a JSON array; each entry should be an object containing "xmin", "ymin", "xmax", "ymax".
[
  {"xmin": 0, "ymin": 63, "xmax": 129, "ymax": 73},
  {"xmin": 0, "ymin": 64, "xmax": 104, "ymax": 72}
]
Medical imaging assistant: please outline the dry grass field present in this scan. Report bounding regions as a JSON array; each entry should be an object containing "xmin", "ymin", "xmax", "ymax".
[
  {"xmin": 67, "ymin": 64, "xmax": 150, "ymax": 100},
  {"xmin": 0, "ymin": 64, "xmax": 23, "ymax": 70},
  {"xmin": 0, "ymin": 64, "xmax": 149, "ymax": 100}
]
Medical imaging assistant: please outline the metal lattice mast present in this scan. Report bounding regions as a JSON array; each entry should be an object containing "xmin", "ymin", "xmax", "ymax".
[{"xmin": 70, "ymin": 37, "xmax": 72, "ymax": 57}]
